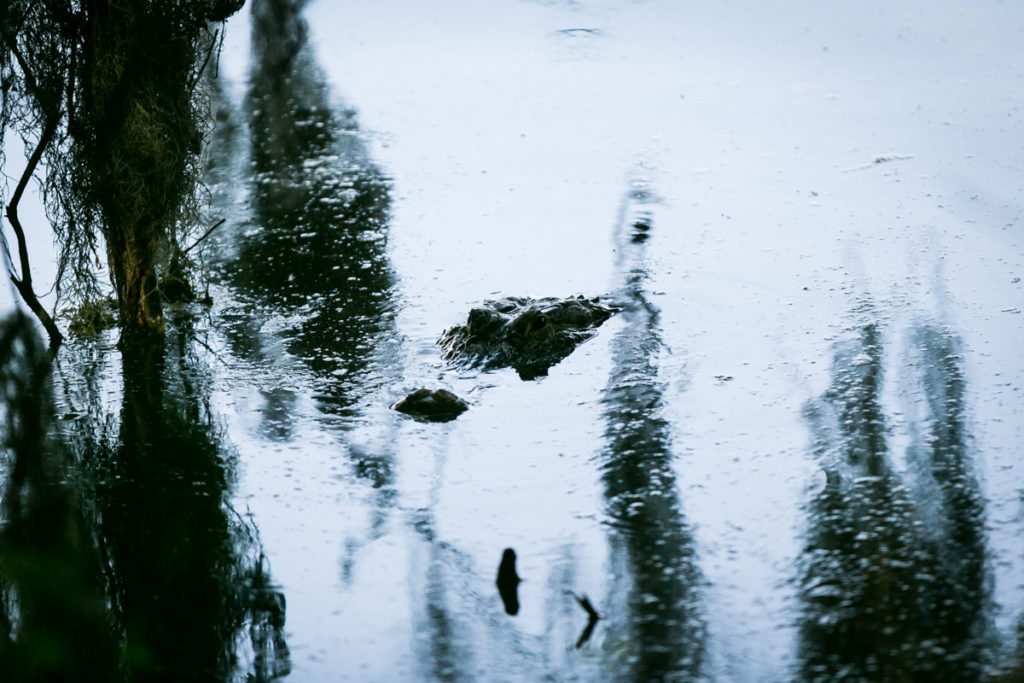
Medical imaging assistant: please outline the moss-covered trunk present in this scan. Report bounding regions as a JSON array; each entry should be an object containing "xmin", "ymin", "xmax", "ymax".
[
  {"xmin": 78, "ymin": 0, "xmax": 206, "ymax": 338},
  {"xmin": 3, "ymin": 1, "xmax": 243, "ymax": 342},
  {"xmin": 105, "ymin": 215, "xmax": 164, "ymax": 336}
]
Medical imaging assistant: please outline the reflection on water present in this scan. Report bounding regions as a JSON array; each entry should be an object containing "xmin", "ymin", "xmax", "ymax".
[
  {"xmin": 1, "ymin": 315, "xmax": 288, "ymax": 681},
  {"xmin": 204, "ymin": 0, "xmax": 408, "ymax": 602},
  {"xmin": 571, "ymin": 592, "xmax": 601, "ymax": 649},
  {"xmin": 85, "ymin": 336, "xmax": 289, "ymax": 680},
  {"xmin": 206, "ymin": 1, "xmax": 401, "ymax": 549},
  {"xmin": 906, "ymin": 325, "xmax": 990, "ymax": 668},
  {"xmin": 0, "ymin": 314, "xmax": 120, "ymax": 682},
  {"xmin": 999, "ymin": 617, "xmax": 1024, "ymax": 681},
  {"xmin": 798, "ymin": 313, "xmax": 991, "ymax": 682},
  {"xmin": 216, "ymin": 0, "xmax": 398, "ymax": 422},
  {"xmin": 423, "ymin": 553, "xmax": 464, "ymax": 683},
  {"xmin": 598, "ymin": 186, "xmax": 705, "ymax": 681},
  {"xmin": 411, "ymin": 507, "xmax": 472, "ymax": 683}
]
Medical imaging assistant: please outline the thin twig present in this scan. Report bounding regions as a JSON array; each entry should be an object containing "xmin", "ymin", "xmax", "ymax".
[
  {"xmin": 189, "ymin": 28, "xmax": 220, "ymax": 93},
  {"xmin": 2, "ymin": 33, "xmax": 40, "ymax": 101},
  {"xmin": 181, "ymin": 217, "xmax": 225, "ymax": 256}
]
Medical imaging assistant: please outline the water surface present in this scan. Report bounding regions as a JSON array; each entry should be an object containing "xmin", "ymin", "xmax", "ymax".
[{"xmin": 2, "ymin": 0, "xmax": 1023, "ymax": 681}]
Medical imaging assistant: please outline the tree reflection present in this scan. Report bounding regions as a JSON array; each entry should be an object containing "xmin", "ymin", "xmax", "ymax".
[
  {"xmin": 798, "ymin": 315, "xmax": 991, "ymax": 682},
  {"xmin": 79, "ymin": 334, "xmax": 289, "ymax": 681},
  {"xmin": 0, "ymin": 313, "xmax": 120, "ymax": 682},
  {"xmin": 217, "ymin": 0, "xmax": 398, "ymax": 422},
  {"xmin": 409, "ymin": 509, "xmax": 471, "ymax": 683},
  {"xmin": 906, "ymin": 325, "xmax": 990, "ymax": 668},
  {"xmin": 995, "ymin": 615, "xmax": 1024, "ymax": 681},
  {"xmin": 0, "ymin": 315, "xmax": 290, "ymax": 682},
  {"xmin": 598, "ymin": 191, "xmax": 705, "ymax": 681}
]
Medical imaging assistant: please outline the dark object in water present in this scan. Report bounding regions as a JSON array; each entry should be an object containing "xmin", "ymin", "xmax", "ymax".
[
  {"xmin": 439, "ymin": 296, "xmax": 619, "ymax": 380},
  {"xmin": 496, "ymin": 548, "xmax": 522, "ymax": 615},
  {"xmin": 631, "ymin": 216, "xmax": 653, "ymax": 244},
  {"xmin": 569, "ymin": 591, "xmax": 601, "ymax": 649},
  {"xmin": 393, "ymin": 388, "xmax": 468, "ymax": 422}
]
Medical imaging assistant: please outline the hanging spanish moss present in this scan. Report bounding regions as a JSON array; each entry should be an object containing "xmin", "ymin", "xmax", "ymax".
[{"xmin": 1, "ymin": 0, "xmax": 243, "ymax": 344}]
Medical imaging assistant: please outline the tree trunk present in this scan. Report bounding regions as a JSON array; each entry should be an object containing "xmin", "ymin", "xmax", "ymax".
[
  {"xmin": 79, "ymin": 0, "xmax": 193, "ymax": 340},
  {"xmin": 106, "ymin": 220, "xmax": 164, "ymax": 339}
]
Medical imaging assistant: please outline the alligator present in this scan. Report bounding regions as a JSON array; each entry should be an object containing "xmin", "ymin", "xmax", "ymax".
[{"xmin": 439, "ymin": 295, "xmax": 619, "ymax": 380}]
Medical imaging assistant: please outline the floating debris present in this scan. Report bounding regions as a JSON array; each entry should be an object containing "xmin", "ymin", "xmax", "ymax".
[
  {"xmin": 569, "ymin": 591, "xmax": 601, "ymax": 649},
  {"xmin": 842, "ymin": 153, "xmax": 914, "ymax": 172},
  {"xmin": 496, "ymin": 548, "xmax": 522, "ymax": 616}
]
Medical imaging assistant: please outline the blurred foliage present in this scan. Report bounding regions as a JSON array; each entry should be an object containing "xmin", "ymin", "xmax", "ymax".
[{"xmin": 0, "ymin": 312, "xmax": 120, "ymax": 682}]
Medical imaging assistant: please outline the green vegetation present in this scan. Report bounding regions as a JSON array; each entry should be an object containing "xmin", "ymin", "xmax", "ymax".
[{"xmin": 66, "ymin": 297, "xmax": 117, "ymax": 338}]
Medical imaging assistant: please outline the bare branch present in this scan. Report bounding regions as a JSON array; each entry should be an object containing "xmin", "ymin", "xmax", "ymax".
[
  {"xmin": 4, "ymin": 114, "xmax": 64, "ymax": 349},
  {"xmin": 181, "ymin": 217, "xmax": 225, "ymax": 256}
]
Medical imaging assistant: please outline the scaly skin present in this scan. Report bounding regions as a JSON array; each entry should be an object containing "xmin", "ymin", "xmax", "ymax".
[{"xmin": 439, "ymin": 295, "xmax": 619, "ymax": 380}]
